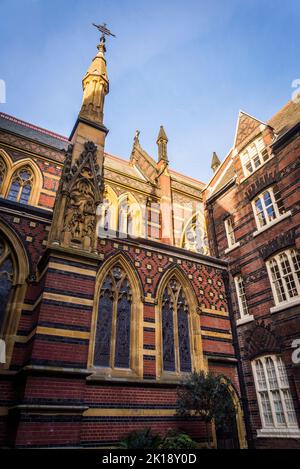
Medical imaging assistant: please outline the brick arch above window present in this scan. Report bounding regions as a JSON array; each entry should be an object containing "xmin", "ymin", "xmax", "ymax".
[
  {"xmin": 245, "ymin": 171, "xmax": 280, "ymax": 201},
  {"xmin": 259, "ymin": 229, "xmax": 295, "ymax": 260},
  {"xmin": 244, "ymin": 320, "xmax": 282, "ymax": 360}
]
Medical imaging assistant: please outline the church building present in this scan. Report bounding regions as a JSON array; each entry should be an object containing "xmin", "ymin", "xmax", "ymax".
[
  {"xmin": 0, "ymin": 30, "xmax": 245, "ymax": 449},
  {"xmin": 0, "ymin": 27, "xmax": 299, "ymax": 449}
]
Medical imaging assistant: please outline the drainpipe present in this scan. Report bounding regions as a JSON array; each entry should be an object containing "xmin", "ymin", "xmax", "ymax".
[
  {"xmin": 222, "ymin": 270, "xmax": 254, "ymax": 449},
  {"xmin": 207, "ymin": 202, "xmax": 219, "ymax": 258}
]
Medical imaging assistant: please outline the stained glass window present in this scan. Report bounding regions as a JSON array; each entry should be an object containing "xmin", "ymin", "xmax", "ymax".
[
  {"xmin": 162, "ymin": 276, "xmax": 192, "ymax": 373},
  {"xmin": 182, "ymin": 214, "xmax": 208, "ymax": 254},
  {"xmin": 0, "ymin": 236, "xmax": 15, "ymax": 333},
  {"xmin": 0, "ymin": 157, "xmax": 7, "ymax": 193},
  {"xmin": 7, "ymin": 166, "xmax": 33, "ymax": 204},
  {"xmin": 94, "ymin": 264, "xmax": 132, "ymax": 370}
]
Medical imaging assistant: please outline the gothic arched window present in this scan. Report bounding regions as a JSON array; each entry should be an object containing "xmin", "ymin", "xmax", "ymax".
[
  {"xmin": 117, "ymin": 194, "xmax": 142, "ymax": 238},
  {"xmin": 0, "ymin": 157, "xmax": 7, "ymax": 194},
  {"xmin": 7, "ymin": 166, "xmax": 33, "ymax": 204},
  {"xmin": 182, "ymin": 213, "xmax": 208, "ymax": 255},
  {"xmin": 0, "ymin": 235, "xmax": 15, "ymax": 334},
  {"xmin": 161, "ymin": 276, "xmax": 192, "ymax": 373},
  {"xmin": 94, "ymin": 264, "xmax": 132, "ymax": 369}
]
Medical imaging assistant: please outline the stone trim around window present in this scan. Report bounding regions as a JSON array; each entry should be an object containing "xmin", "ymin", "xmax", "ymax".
[{"xmin": 253, "ymin": 210, "xmax": 292, "ymax": 238}]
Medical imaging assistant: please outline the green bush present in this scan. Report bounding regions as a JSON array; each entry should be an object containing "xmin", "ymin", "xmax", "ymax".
[
  {"xmin": 159, "ymin": 430, "xmax": 198, "ymax": 449},
  {"xmin": 119, "ymin": 428, "xmax": 162, "ymax": 449},
  {"xmin": 120, "ymin": 428, "xmax": 198, "ymax": 450}
]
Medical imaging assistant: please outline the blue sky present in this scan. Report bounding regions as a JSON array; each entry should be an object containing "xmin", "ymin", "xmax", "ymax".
[{"xmin": 1, "ymin": 0, "xmax": 299, "ymax": 182}]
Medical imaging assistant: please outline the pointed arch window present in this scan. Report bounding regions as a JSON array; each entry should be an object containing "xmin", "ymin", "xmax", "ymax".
[
  {"xmin": 0, "ymin": 235, "xmax": 15, "ymax": 335},
  {"xmin": 162, "ymin": 276, "xmax": 192, "ymax": 373},
  {"xmin": 0, "ymin": 157, "xmax": 7, "ymax": 194},
  {"xmin": 94, "ymin": 264, "xmax": 132, "ymax": 369},
  {"xmin": 118, "ymin": 195, "xmax": 142, "ymax": 237},
  {"xmin": 7, "ymin": 166, "xmax": 33, "ymax": 204},
  {"xmin": 182, "ymin": 214, "xmax": 208, "ymax": 254}
]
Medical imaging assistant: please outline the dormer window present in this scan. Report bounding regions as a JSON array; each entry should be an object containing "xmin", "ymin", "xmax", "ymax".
[{"xmin": 241, "ymin": 136, "xmax": 270, "ymax": 177}]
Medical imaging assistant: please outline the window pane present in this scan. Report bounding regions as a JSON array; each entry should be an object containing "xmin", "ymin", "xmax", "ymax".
[
  {"xmin": 271, "ymin": 390, "xmax": 285, "ymax": 425},
  {"xmin": 282, "ymin": 390, "xmax": 298, "ymax": 425},
  {"xmin": 253, "ymin": 154, "xmax": 261, "ymax": 168},
  {"xmin": 177, "ymin": 291, "xmax": 191, "ymax": 372},
  {"xmin": 162, "ymin": 289, "xmax": 176, "ymax": 372},
  {"xmin": 279, "ymin": 253, "xmax": 298, "ymax": 298},
  {"xmin": 255, "ymin": 360, "xmax": 267, "ymax": 390},
  {"xmin": 277, "ymin": 357, "xmax": 289, "ymax": 387},
  {"xmin": 269, "ymin": 259, "xmax": 286, "ymax": 303},
  {"xmin": 19, "ymin": 170, "xmax": 31, "ymax": 181},
  {"xmin": 255, "ymin": 198, "xmax": 266, "ymax": 226},
  {"xmin": 19, "ymin": 184, "xmax": 31, "ymax": 204},
  {"xmin": 260, "ymin": 391, "xmax": 274, "ymax": 426},
  {"xmin": 291, "ymin": 249, "xmax": 300, "ymax": 284},
  {"xmin": 7, "ymin": 181, "xmax": 20, "ymax": 201},
  {"xmin": 263, "ymin": 191, "xmax": 276, "ymax": 222},
  {"xmin": 94, "ymin": 288, "xmax": 113, "ymax": 367},
  {"xmin": 114, "ymin": 279, "xmax": 131, "ymax": 368},
  {"xmin": 0, "ymin": 258, "xmax": 14, "ymax": 331},
  {"xmin": 265, "ymin": 357, "xmax": 279, "ymax": 390},
  {"xmin": 273, "ymin": 186, "xmax": 285, "ymax": 214}
]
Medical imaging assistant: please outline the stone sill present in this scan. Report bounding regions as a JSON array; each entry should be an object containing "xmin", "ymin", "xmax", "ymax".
[
  {"xmin": 224, "ymin": 242, "xmax": 240, "ymax": 254},
  {"xmin": 257, "ymin": 427, "xmax": 300, "ymax": 439},
  {"xmin": 252, "ymin": 210, "xmax": 292, "ymax": 237},
  {"xmin": 270, "ymin": 297, "xmax": 300, "ymax": 314},
  {"xmin": 236, "ymin": 315, "xmax": 254, "ymax": 327}
]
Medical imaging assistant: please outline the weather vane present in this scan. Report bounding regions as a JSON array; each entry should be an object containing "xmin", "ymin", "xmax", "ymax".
[{"xmin": 92, "ymin": 22, "xmax": 116, "ymax": 41}]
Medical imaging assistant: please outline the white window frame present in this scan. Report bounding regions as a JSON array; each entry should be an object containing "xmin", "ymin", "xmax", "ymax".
[
  {"xmin": 234, "ymin": 275, "xmax": 249, "ymax": 318},
  {"xmin": 252, "ymin": 355, "xmax": 299, "ymax": 437},
  {"xmin": 252, "ymin": 186, "xmax": 285, "ymax": 230},
  {"xmin": 240, "ymin": 136, "xmax": 270, "ymax": 177},
  {"xmin": 266, "ymin": 248, "xmax": 300, "ymax": 306},
  {"xmin": 224, "ymin": 216, "xmax": 236, "ymax": 248}
]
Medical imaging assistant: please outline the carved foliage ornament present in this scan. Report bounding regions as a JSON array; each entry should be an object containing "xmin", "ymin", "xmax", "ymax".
[{"xmin": 58, "ymin": 141, "xmax": 104, "ymax": 250}]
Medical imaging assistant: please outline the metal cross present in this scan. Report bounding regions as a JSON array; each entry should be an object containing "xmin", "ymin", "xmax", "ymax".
[{"xmin": 92, "ymin": 22, "xmax": 116, "ymax": 40}]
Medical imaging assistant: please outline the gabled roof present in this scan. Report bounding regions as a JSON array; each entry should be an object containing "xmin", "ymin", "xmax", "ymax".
[
  {"xmin": 233, "ymin": 110, "xmax": 266, "ymax": 149},
  {"xmin": 206, "ymin": 96, "xmax": 300, "ymax": 198},
  {"xmin": 268, "ymin": 97, "xmax": 300, "ymax": 136},
  {"xmin": 0, "ymin": 112, "xmax": 68, "ymax": 151}
]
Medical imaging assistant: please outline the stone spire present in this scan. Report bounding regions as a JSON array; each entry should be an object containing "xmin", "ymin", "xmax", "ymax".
[
  {"xmin": 156, "ymin": 126, "xmax": 168, "ymax": 163},
  {"xmin": 211, "ymin": 151, "xmax": 221, "ymax": 173},
  {"xmin": 79, "ymin": 35, "xmax": 109, "ymax": 125},
  {"xmin": 49, "ymin": 24, "xmax": 115, "ymax": 254}
]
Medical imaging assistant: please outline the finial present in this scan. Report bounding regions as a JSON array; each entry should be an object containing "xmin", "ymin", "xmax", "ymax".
[
  {"xmin": 134, "ymin": 129, "xmax": 140, "ymax": 145},
  {"xmin": 157, "ymin": 126, "xmax": 168, "ymax": 163},
  {"xmin": 92, "ymin": 23, "xmax": 116, "ymax": 53},
  {"xmin": 211, "ymin": 151, "xmax": 221, "ymax": 172},
  {"xmin": 157, "ymin": 125, "xmax": 168, "ymax": 144}
]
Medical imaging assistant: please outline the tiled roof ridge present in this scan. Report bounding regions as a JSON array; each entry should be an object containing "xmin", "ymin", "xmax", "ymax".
[
  {"xmin": 0, "ymin": 112, "xmax": 69, "ymax": 142},
  {"xmin": 169, "ymin": 168, "xmax": 205, "ymax": 186}
]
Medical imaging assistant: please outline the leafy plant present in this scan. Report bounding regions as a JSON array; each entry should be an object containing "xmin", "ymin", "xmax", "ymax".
[
  {"xmin": 119, "ymin": 428, "xmax": 162, "ymax": 449},
  {"xmin": 159, "ymin": 430, "xmax": 198, "ymax": 449},
  {"xmin": 176, "ymin": 371, "xmax": 236, "ymax": 447}
]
